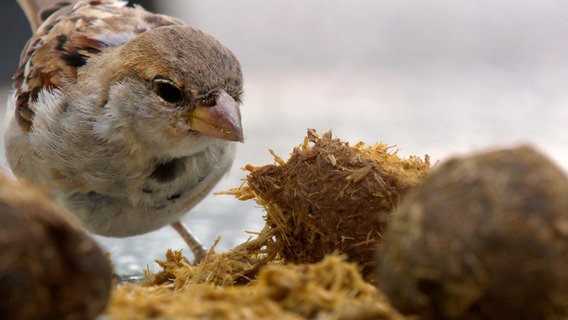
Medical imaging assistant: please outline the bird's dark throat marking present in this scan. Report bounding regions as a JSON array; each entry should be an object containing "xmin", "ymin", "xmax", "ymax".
[{"xmin": 149, "ymin": 157, "xmax": 187, "ymax": 183}]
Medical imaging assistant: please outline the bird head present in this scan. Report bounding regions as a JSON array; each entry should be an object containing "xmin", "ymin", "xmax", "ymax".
[{"xmin": 114, "ymin": 25, "xmax": 244, "ymax": 143}]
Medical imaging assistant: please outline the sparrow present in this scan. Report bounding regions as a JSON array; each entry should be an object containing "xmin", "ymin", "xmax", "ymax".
[{"xmin": 4, "ymin": 0, "xmax": 244, "ymax": 263}]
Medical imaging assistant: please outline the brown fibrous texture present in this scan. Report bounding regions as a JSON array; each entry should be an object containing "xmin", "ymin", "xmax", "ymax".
[
  {"xmin": 108, "ymin": 252, "xmax": 404, "ymax": 320},
  {"xmin": 232, "ymin": 129, "xmax": 430, "ymax": 279}
]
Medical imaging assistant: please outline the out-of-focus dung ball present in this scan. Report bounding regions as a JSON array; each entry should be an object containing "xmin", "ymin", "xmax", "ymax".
[
  {"xmin": 0, "ymin": 172, "xmax": 112, "ymax": 319},
  {"xmin": 378, "ymin": 146, "xmax": 568, "ymax": 319},
  {"xmin": 245, "ymin": 129, "xmax": 430, "ymax": 278}
]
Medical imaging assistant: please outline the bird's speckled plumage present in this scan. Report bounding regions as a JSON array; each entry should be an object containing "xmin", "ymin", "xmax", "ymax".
[
  {"xmin": 5, "ymin": 0, "xmax": 244, "ymax": 261},
  {"xmin": 13, "ymin": 0, "xmax": 182, "ymax": 131}
]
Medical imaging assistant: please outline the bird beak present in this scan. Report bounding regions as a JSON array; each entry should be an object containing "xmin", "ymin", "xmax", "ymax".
[{"xmin": 190, "ymin": 90, "xmax": 244, "ymax": 142}]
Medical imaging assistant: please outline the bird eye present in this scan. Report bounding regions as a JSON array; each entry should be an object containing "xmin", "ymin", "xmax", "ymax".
[{"xmin": 152, "ymin": 77, "xmax": 182, "ymax": 103}]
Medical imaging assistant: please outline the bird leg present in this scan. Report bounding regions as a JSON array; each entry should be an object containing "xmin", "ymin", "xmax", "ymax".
[{"xmin": 170, "ymin": 221, "xmax": 208, "ymax": 264}]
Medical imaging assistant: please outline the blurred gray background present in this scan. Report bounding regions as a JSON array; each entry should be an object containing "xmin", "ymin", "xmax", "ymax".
[{"xmin": 1, "ymin": 1, "xmax": 567, "ymax": 274}]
